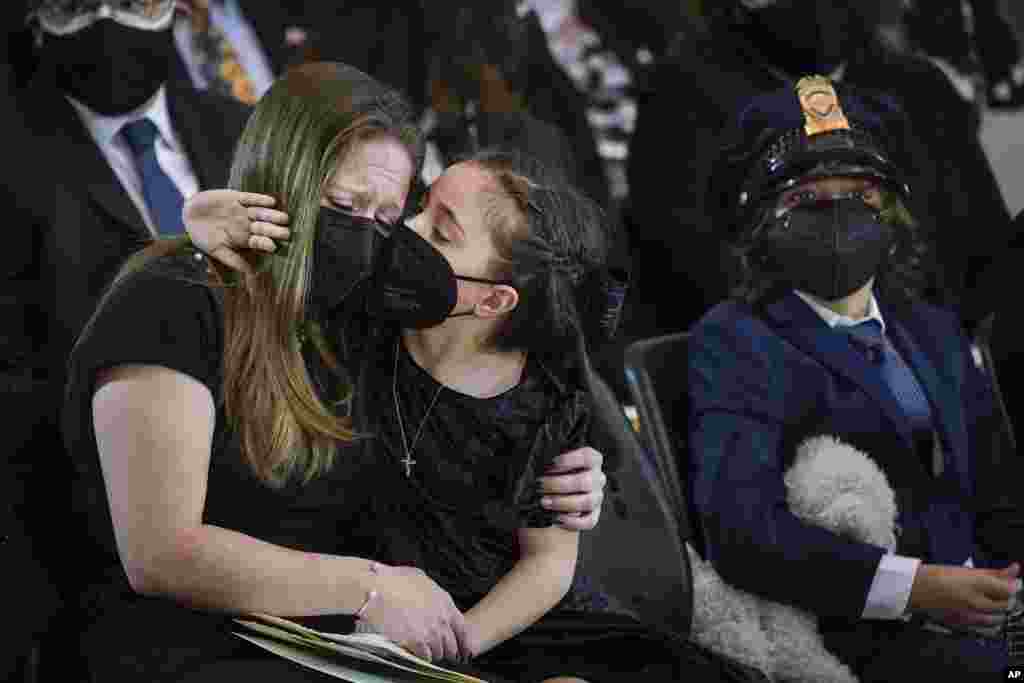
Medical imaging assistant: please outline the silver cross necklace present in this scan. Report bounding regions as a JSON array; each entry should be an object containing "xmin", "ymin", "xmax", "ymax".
[{"xmin": 392, "ymin": 336, "xmax": 444, "ymax": 478}]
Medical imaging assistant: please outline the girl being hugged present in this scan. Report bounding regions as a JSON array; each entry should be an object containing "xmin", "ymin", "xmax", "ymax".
[{"xmin": 189, "ymin": 145, "xmax": 728, "ymax": 681}]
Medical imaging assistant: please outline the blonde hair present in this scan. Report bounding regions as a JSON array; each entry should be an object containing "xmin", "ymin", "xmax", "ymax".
[{"xmin": 92, "ymin": 63, "xmax": 422, "ymax": 487}]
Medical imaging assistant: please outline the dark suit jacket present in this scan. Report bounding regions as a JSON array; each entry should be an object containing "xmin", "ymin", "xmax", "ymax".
[
  {"xmin": 687, "ymin": 292, "xmax": 1018, "ymax": 619},
  {"xmin": 0, "ymin": 62, "xmax": 61, "ymax": 683},
  {"xmin": 4, "ymin": 72, "xmax": 250, "ymax": 592},
  {"xmin": 625, "ymin": 29, "xmax": 1011, "ymax": 338},
  {"xmin": 292, "ymin": 1, "xmax": 429, "ymax": 110}
]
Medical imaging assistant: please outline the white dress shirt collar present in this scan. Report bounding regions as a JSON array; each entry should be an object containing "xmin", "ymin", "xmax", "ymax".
[
  {"xmin": 794, "ymin": 287, "xmax": 886, "ymax": 334},
  {"xmin": 67, "ymin": 86, "xmax": 183, "ymax": 154}
]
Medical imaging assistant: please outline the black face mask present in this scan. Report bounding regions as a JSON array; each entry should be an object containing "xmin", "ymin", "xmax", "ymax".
[
  {"xmin": 309, "ymin": 207, "xmax": 390, "ymax": 321},
  {"xmin": 365, "ymin": 224, "xmax": 512, "ymax": 329},
  {"xmin": 754, "ymin": 197, "xmax": 894, "ymax": 301},
  {"xmin": 740, "ymin": 1, "xmax": 868, "ymax": 75},
  {"xmin": 44, "ymin": 20, "xmax": 174, "ymax": 115}
]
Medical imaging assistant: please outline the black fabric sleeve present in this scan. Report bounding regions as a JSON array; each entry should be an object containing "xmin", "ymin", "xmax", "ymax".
[
  {"xmin": 517, "ymin": 391, "xmax": 591, "ymax": 528},
  {"xmin": 70, "ymin": 264, "xmax": 223, "ymax": 402}
]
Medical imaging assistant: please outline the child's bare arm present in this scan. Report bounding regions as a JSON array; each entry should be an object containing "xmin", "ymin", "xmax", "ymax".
[{"xmin": 462, "ymin": 525, "xmax": 579, "ymax": 658}]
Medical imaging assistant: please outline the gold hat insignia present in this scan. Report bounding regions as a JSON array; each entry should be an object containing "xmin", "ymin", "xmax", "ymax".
[{"xmin": 795, "ymin": 75, "xmax": 851, "ymax": 136}]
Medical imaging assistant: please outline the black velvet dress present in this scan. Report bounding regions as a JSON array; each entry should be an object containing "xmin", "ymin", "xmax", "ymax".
[{"xmin": 63, "ymin": 255, "xmax": 745, "ymax": 682}]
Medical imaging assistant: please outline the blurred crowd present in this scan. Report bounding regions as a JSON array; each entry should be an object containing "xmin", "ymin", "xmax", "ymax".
[{"xmin": 4, "ymin": 1, "xmax": 1024, "ymax": 679}]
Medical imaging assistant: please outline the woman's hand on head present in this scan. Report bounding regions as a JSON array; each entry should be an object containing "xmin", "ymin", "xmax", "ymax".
[
  {"xmin": 183, "ymin": 190, "xmax": 291, "ymax": 276},
  {"xmin": 359, "ymin": 564, "xmax": 472, "ymax": 663},
  {"xmin": 538, "ymin": 447, "xmax": 607, "ymax": 531}
]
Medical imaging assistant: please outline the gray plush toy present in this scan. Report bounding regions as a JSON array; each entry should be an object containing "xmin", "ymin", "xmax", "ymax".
[{"xmin": 689, "ymin": 435, "xmax": 900, "ymax": 683}]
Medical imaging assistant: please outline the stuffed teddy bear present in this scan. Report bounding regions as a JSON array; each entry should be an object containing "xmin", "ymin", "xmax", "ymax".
[{"xmin": 689, "ymin": 435, "xmax": 899, "ymax": 683}]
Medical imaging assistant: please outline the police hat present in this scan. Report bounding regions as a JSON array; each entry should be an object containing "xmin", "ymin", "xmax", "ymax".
[{"xmin": 712, "ymin": 76, "xmax": 912, "ymax": 239}]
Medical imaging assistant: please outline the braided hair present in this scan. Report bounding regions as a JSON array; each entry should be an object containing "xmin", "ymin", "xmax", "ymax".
[{"xmin": 464, "ymin": 148, "xmax": 611, "ymax": 371}]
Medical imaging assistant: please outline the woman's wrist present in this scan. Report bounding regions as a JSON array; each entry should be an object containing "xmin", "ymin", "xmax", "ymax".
[
  {"xmin": 354, "ymin": 561, "xmax": 381, "ymax": 621},
  {"xmin": 323, "ymin": 556, "xmax": 384, "ymax": 617}
]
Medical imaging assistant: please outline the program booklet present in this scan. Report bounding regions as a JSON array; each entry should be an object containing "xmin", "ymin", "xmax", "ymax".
[{"xmin": 232, "ymin": 613, "xmax": 490, "ymax": 683}]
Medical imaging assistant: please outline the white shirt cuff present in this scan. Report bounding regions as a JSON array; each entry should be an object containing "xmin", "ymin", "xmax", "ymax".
[{"xmin": 861, "ymin": 554, "xmax": 921, "ymax": 620}]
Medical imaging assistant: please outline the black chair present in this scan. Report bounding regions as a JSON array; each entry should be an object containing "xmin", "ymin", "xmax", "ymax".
[
  {"xmin": 622, "ymin": 333, "xmax": 697, "ymax": 553},
  {"xmin": 971, "ymin": 312, "xmax": 1024, "ymax": 570},
  {"xmin": 972, "ymin": 312, "xmax": 1017, "ymax": 453},
  {"xmin": 621, "ymin": 335, "xmax": 775, "ymax": 682},
  {"xmin": 577, "ymin": 370, "xmax": 694, "ymax": 637}
]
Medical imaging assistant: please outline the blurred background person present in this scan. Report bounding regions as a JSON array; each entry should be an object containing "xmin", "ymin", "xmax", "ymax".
[
  {"xmin": 625, "ymin": 0, "xmax": 1011, "ymax": 341},
  {"xmin": 0, "ymin": 52, "xmax": 62, "ymax": 683},
  {"xmin": 291, "ymin": 1, "xmax": 430, "ymax": 113},
  {"xmin": 171, "ymin": 0, "xmax": 306, "ymax": 104},
  {"xmin": 421, "ymin": 2, "xmax": 610, "ymax": 210}
]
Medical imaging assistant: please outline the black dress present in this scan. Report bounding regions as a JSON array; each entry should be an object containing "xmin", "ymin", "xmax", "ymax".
[{"xmin": 63, "ymin": 254, "xmax": 746, "ymax": 682}]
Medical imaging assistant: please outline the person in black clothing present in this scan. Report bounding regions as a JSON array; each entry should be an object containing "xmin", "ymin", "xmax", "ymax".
[
  {"xmin": 904, "ymin": 0, "xmax": 1024, "ymax": 109},
  {"xmin": 625, "ymin": 0, "xmax": 1012, "ymax": 339},
  {"xmin": 61, "ymin": 61, "xmax": 673, "ymax": 683},
  {"xmin": 423, "ymin": 2, "xmax": 612, "ymax": 214},
  {"xmin": 5, "ymin": 5, "xmax": 252, "ymax": 659}
]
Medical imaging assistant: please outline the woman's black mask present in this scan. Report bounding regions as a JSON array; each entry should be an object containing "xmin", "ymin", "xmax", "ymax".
[{"xmin": 310, "ymin": 207, "xmax": 390, "ymax": 320}]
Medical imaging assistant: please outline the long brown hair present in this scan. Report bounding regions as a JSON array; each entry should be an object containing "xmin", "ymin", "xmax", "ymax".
[{"xmin": 91, "ymin": 63, "xmax": 423, "ymax": 487}]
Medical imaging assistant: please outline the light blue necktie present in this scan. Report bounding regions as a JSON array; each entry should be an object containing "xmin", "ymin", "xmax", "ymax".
[{"xmin": 122, "ymin": 118, "xmax": 186, "ymax": 235}]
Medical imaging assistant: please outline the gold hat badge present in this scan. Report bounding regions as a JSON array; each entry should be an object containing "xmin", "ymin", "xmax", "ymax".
[{"xmin": 795, "ymin": 75, "xmax": 851, "ymax": 136}]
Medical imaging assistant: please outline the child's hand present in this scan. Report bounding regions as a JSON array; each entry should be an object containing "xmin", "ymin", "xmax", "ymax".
[
  {"xmin": 910, "ymin": 562, "xmax": 1020, "ymax": 623},
  {"xmin": 183, "ymin": 190, "xmax": 291, "ymax": 276}
]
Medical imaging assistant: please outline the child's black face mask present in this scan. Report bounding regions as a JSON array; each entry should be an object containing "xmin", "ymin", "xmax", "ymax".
[
  {"xmin": 365, "ymin": 223, "xmax": 513, "ymax": 329},
  {"xmin": 753, "ymin": 196, "xmax": 893, "ymax": 301}
]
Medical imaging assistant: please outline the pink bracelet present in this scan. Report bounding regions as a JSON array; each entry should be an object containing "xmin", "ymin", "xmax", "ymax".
[
  {"xmin": 355, "ymin": 590, "xmax": 378, "ymax": 620},
  {"xmin": 355, "ymin": 561, "xmax": 381, "ymax": 620}
]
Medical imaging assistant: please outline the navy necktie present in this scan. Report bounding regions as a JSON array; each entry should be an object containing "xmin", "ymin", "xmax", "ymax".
[{"xmin": 122, "ymin": 118, "xmax": 186, "ymax": 235}]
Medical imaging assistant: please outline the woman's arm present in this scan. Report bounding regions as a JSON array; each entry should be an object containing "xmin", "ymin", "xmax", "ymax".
[
  {"xmin": 93, "ymin": 363, "xmax": 375, "ymax": 614},
  {"xmin": 462, "ymin": 525, "xmax": 579, "ymax": 658},
  {"xmin": 93, "ymin": 363, "xmax": 470, "ymax": 662},
  {"xmin": 537, "ymin": 447, "xmax": 606, "ymax": 530}
]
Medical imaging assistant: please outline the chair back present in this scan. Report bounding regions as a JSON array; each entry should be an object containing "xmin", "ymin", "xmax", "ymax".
[
  {"xmin": 973, "ymin": 312, "xmax": 1017, "ymax": 454},
  {"xmin": 577, "ymin": 370, "xmax": 694, "ymax": 636},
  {"xmin": 623, "ymin": 333, "xmax": 694, "ymax": 546}
]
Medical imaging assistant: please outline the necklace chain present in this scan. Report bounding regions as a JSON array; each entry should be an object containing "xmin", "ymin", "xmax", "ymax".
[{"xmin": 392, "ymin": 337, "xmax": 444, "ymax": 478}]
